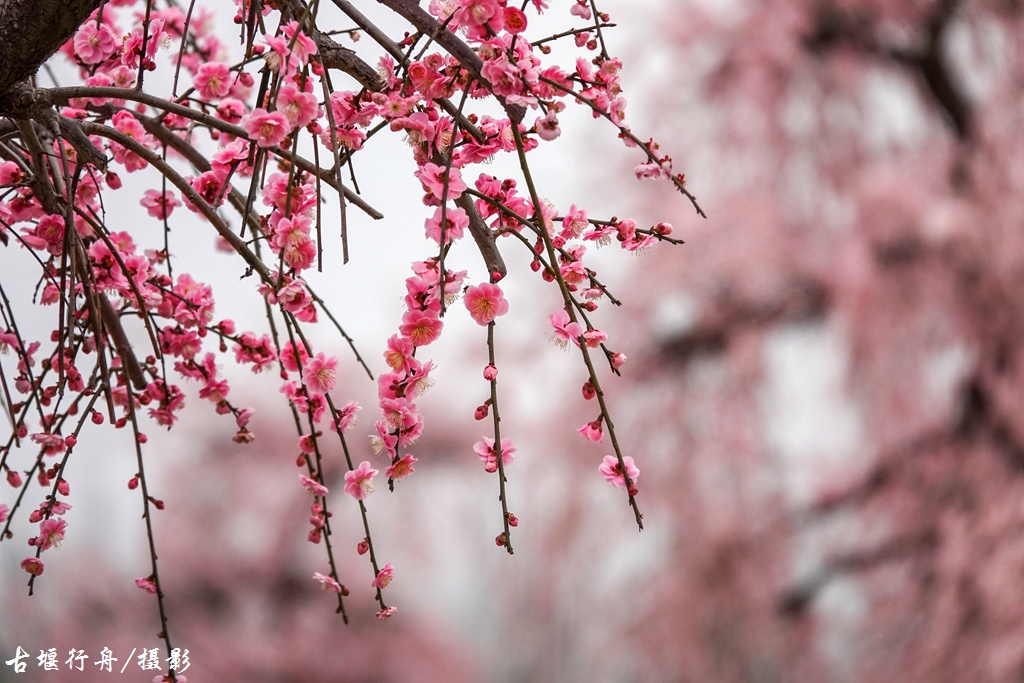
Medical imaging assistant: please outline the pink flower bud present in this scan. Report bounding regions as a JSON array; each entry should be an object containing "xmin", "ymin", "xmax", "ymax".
[
  {"xmin": 508, "ymin": 514, "xmax": 518, "ymax": 527},
  {"xmin": 150, "ymin": 498, "xmax": 165, "ymax": 510},
  {"xmin": 28, "ymin": 510, "xmax": 42, "ymax": 523},
  {"xmin": 56, "ymin": 480, "xmax": 69, "ymax": 496},
  {"xmin": 128, "ymin": 476, "xmax": 139, "ymax": 490},
  {"xmin": 610, "ymin": 352, "xmax": 627, "ymax": 370},
  {"xmin": 7, "ymin": 470, "xmax": 23, "ymax": 488},
  {"xmin": 308, "ymin": 528, "xmax": 322, "ymax": 544},
  {"xmin": 91, "ymin": 411, "xmax": 104, "ymax": 425},
  {"xmin": 137, "ymin": 433, "xmax": 148, "ymax": 444},
  {"xmin": 357, "ymin": 539, "xmax": 369, "ymax": 555},
  {"xmin": 474, "ymin": 405, "xmax": 489, "ymax": 421},
  {"xmin": 64, "ymin": 435, "xmax": 76, "ymax": 448},
  {"xmin": 495, "ymin": 533, "xmax": 506, "ymax": 546},
  {"xmin": 582, "ymin": 382, "xmax": 596, "ymax": 400},
  {"xmin": 483, "ymin": 364, "xmax": 498, "ymax": 381}
]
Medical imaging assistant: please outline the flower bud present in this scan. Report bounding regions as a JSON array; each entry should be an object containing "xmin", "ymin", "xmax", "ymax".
[
  {"xmin": 91, "ymin": 411, "xmax": 104, "ymax": 425},
  {"xmin": 495, "ymin": 533, "xmax": 506, "ymax": 546},
  {"xmin": 474, "ymin": 405, "xmax": 489, "ymax": 421},
  {"xmin": 56, "ymin": 480, "xmax": 69, "ymax": 496},
  {"xmin": 507, "ymin": 514, "xmax": 519, "ymax": 527},
  {"xmin": 128, "ymin": 476, "xmax": 139, "ymax": 490},
  {"xmin": 357, "ymin": 539, "xmax": 369, "ymax": 555},
  {"xmin": 483, "ymin": 365, "xmax": 498, "ymax": 381},
  {"xmin": 582, "ymin": 382, "xmax": 596, "ymax": 400}
]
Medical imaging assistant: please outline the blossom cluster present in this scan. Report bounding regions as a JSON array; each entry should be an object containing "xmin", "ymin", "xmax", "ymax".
[{"xmin": 0, "ymin": 0, "xmax": 696, "ymax": 638}]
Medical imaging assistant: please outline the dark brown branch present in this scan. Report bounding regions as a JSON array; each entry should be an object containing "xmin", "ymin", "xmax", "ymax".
[{"xmin": 0, "ymin": 0, "xmax": 103, "ymax": 97}]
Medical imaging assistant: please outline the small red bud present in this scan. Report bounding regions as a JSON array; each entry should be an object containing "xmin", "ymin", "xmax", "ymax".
[
  {"xmin": 474, "ymin": 405, "xmax": 489, "ymax": 421},
  {"xmin": 627, "ymin": 484, "xmax": 639, "ymax": 497},
  {"xmin": 128, "ymin": 476, "xmax": 139, "ymax": 490},
  {"xmin": 495, "ymin": 533, "xmax": 506, "ymax": 546},
  {"xmin": 64, "ymin": 435, "xmax": 77, "ymax": 448},
  {"xmin": 296, "ymin": 455, "xmax": 306, "ymax": 467},
  {"xmin": 7, "ymin": 470, "xmax": 23, "ymax": 488},
  {"xmin": 357, "ymin": 539, "xmax": 369, "ymax": 555},
  {"xmin": 115, "ymin": 418, "xmax": 127, "ymax": 429},
  {"xmin": 507, "ymin": 514, "xmax": 518, "ymax": 527},
  {"xmin": 582, "ymin": 382, "xmax": 596, "ymax": 400},
  {"xmin": 137, "ymin": 433, "xmax": 148, "ymax": 444},
  {"xmin": 57, "ymin": 480, "xmax": 69, "ymax": 496},
  {"xmin": 91, "ymin": 411, "xmax": 104, "ymax": 425}
]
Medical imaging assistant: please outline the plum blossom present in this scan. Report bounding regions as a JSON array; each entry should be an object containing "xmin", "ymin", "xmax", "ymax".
[
  {"xmin": 21, "ymin": 557, "xmax": 43, "ymax": 576},
  {"xmin": 135, "ymin": 577, "xmax": 158, "ymax": 594},
  {"xmin": 302, "ymin": 353, "xmax": 339, "ymax": 395},
  {"xmin": 242, "ymin": 108, "xmax": 290, "ymax": 148},
  {"xmin": 299, "ymin": 474, "xmax": 329, "ymax": 497},
  {"xmin": 385, "ymin": 454, "xmax": 417, "ymax": 480},
  {"xmin": 474, "ymin": 437, "xmax": 516, "ymax": 473},
  {"xmin": 193, "ymin": 62, "xmax": 232, "ymax": 100},
  {"xmin": 140, "ymin": 190, "xmax": 181, "ymax": 219},
  {"xmin": 371, "ymin": 563, "xmax": 395, "ymax": 589},
  {"xmin": 313, "ymin": 572, "xmax": 342, "ymax": 593},
  {"xmin": 344, "ymin": 461, "xmax": 378, "ymax": 500},
  {"xmin": 36, "ymin": 518, "xmax": 67, "ymax": 551},
  {"xmin": 548, "ymin": 309, "xmax": 582, "ymax": 349},
  {"xmin": 464, "ymin": 283, "xmax": 509, "ymax": 325},
  {"xmin": 599, "ymin": 455, "xmax": 639, "ymax": 489}
]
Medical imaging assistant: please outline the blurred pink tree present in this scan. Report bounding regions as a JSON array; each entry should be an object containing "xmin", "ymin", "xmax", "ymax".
[{"xmin": 542, "ymin": 0, "xmax": 1024, "ymax": 681}]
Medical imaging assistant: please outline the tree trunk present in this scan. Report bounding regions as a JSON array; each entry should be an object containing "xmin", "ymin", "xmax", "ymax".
[{"xmin": 0, "ymin": 0, "xmax": 103, "ymax": 97}]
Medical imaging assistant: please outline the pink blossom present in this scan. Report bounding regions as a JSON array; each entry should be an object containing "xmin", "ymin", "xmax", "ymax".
[
  {"xmin": 371, "ymin": 562, "xmax": 395, "ymax": 589},
  {"xmin": 74, "ymin": 23, "xmax": 119, "ymax": 65},
  {"xmin": 21, "ymin": 557, "xmax": 43, "ymax": 576},
  {"xmin": 194, "ymin": 62, "xmax": 232, "ymax": 101},
  {"xmin": 578, "ymin": 419, "xmax": 604, "ymax": 443},
  {"xmin": 383, "ymin": 335, "xmax": 415, "ymax": 373},
  {"xmin": 278, "ymin": 83, "xmax": 319, "ymax": 129},
  {"xmin": 302, "ymin": 353, "xmax": 339, "ymax": 395},
  {"xmin": 414, "ymin": 163, "xmax": 467, "ymax": 201},
  {"xmin": 299, "ymin": 474, "xmax": 329, "ymax": 497},
  {"xmin": 376, "ymin": 606, "xmax": 398, "ymax": 620},
  {"xmin": 424, "ymin": 206, "xmax": 468, "ymax": 245},
  {"xmin": 333, "ymin": 401, "xmax": 361, "ymax": 432},
  {"xmin": 386, "ymin": 454, "xmax": 418, "ymax": 480},
  {"xmin": 135, "ymin": 577, "xmax": 158, "ymax": 594},
  {"xmin": 313, "ymin": 572, "xmax": 342, "ymax": 593},
  {"xmin": 535, "ymin": 111, "xmax": 561, "ymax": 141},
  {"xmin": 140, "ymin": 190, "xmax": 181, "ymax": 219},
  {"xmin": 599, "ymin": 455, "xmax": 639, "ymax": 489},
  {"xmin": 36, "ymin": 518, "xmax": 67, "ymax": 551},
  {"xmin": 0, "ymin": 504, "xmax": 8, "ymax": 523},
  {"xmin": 242, "ymin": 108, "xmax": 290, "ymax": 148},
  {"xmin": 464, "ymin": 283, "xmax": 510, "ymax": 325},
  {"xmin": 548, "ymin": 309, "xmax": 582, "ymax": 349},
  {"xmin": 474, "ymin": 437, "xmax": 516, "ymax": 473},
  {"xmin": 344, "ymin": 461, "xmax": 378, "ymax": 500},
  {"xmin": 455, "ymin": 0, "xmax": 501, "ymax": 27},
  {"xmin": 504, "ymin": 6, "xmax": 529, "ymax": 33},
  {"xmin": 400, "ymin": 309, "xmax": 444, "ymax": 347}
]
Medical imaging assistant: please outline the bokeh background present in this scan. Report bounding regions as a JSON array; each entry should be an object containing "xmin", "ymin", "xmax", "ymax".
[{"xmin": 4, "ymin": 0, "xmax": 1024, "ymax": 681}]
